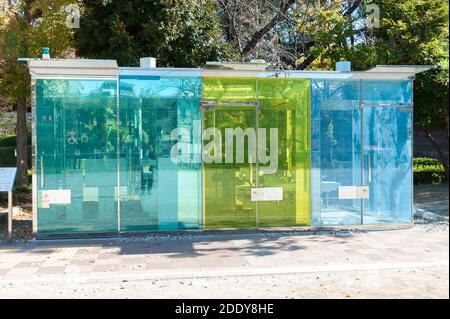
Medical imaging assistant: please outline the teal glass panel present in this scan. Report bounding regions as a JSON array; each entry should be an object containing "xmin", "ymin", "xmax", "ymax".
[
  {"xmin": 119, "ymin": 75, "xmax": 202, "ymax": 231},
  {"xmin": 311, "ymin": 80, "xmax": 362, "ymax": 225},
  {"xmin": 36, "ymin": 79, "xmax": 118, "ymax": 234}
]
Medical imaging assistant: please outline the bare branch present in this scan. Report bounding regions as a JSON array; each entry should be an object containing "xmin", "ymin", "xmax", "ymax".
[{"xmin": 240, "ymin": 0, "xmax": 295, "ymax": 58}]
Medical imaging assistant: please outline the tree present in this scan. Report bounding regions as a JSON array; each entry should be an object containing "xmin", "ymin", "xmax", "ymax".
[
  {"xmin": 75, "ymin": 0, "xmax": 235, "ymax": 67},
  {"xmin": 0, "ymin": 0, "xmax": 76, "ymax": 185},
  {"xmin": 216, "ymin": 0, "xmax": 365, "ymax": 69},
  {"xmin": 297, "ymin": 0, "xmax": 449, "ymax": 177},
  {"xmin": 217, "ymin": 0, "xmax": 296, "ymax": 66},
  {"xmin": 414, "ymin": 58, "xmax": 449, "ymax": 178}
]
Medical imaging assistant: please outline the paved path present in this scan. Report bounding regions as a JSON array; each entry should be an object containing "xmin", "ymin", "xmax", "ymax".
[
  {"xmin": 0, "ymin": 224, "xmax": 448, "ymax": 298},
  {"xmin": 414, "ymin": 184, "xmax": 449, "ymax": 203},
  {"xmin": 414, "ymin": 184, "xmax": 449, "ymax": 221}
]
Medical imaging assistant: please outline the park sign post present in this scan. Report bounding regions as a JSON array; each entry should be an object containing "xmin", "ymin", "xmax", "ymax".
[{"xmin": 0, "ymin": 167, "xmax": 17, "ymax": 238}]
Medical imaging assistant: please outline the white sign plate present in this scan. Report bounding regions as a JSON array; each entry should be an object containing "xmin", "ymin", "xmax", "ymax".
[
  {"xmin": 357, "ymin": 186, "xmax": 369, "ymax": 199},
  {"xmin": 0, "ymin": 168, "xmax": 17, "ymax": 192},
  {"xmin": 338, "ymin": 186, "xmax": 369, "ymax": 199},
  {"xmin": 251, "ymin": 187, "xmax": 283, "ymax": 201},
  {"xmin": 41, "ymin": 190, "xmax": 71, "ymax": 208}
]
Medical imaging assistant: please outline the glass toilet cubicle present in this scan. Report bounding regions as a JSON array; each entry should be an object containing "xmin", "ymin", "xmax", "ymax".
[
  {"xmin": 30, "ymin": 59, "xmax": 419, "ymax": 235},
  {"xmin": 118, "ymin": 69, "xmax": 203, "ymax": 231},
  {"xmin": 201, "ymin": 76, "xmax": 310, "ymax": 228},
  {"xmin": 36, "ymin": 78, "xmax": 120, "ymax": 233},
  {"xmin": 310, "ymin": 79, "xmax": 413, "ymax": 225}
]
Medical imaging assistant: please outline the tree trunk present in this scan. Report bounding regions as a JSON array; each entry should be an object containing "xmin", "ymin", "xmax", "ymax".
[
  {"xmin": 15, "ymin": 96, "xmax": 28, "ymax": 186},
  {"xmin": 421, "ymin": 126, "xmax": 449, "ymax": 180}
]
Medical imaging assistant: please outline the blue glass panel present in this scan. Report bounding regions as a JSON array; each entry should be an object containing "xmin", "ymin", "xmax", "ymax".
[
  {"xmin": 119, "ymin": 75, "xmax": 202, "ymax": 231},
  {"xmin": 362, "ymin": 80, "xmax": 412, "ymax": 105},
  {"xmin": 311, "ymin": 79, "xmax": 362, "ymax": 226},
  {"xmin": 363, "ymin": 106, "xmax": 413, "ymax": 224}
]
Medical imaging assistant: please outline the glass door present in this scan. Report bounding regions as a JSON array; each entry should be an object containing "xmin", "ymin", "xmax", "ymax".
[
  {"xmin": 311, "ymin": 79, "xmax": 414, "ymax": 226},
  {"xmin": 311, "ymin": 80, "xmax": 363, "ymax": 226},
  {"xmin": 202, "ymin": 103, "xmax": 258, "ymax": 228},
  {"xmin": 362, "ymin": 80, "xmax": 413, "ymax": 224},
  {"xmin": 257, "ymin": 78, "xmax": 311, "ymax": 227}
]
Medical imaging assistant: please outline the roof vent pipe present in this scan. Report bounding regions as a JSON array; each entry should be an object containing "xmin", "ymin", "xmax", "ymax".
[
  {"xmin": 41, "ymin": 47, "xmax": 50, "ymax": 59},
  {"xmin": 140, "ymin": 57, "xmax": 156, "ymax": 68},
  {"xmin": 336, "ymin": 61, "xmax": 351, "ymax": 72}
]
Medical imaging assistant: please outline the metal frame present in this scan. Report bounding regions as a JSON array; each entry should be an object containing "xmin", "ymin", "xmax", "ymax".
[
  {"xmin": 116, "ymin": 77, "xmax": 121, "ymax": 232},
  {"xmin": 411, "ymin": 80, "xmax": 415, "ymax": 223},
  {"xmin": 360, "ymin": 80, "xmax": 365, "ymax": 226},
  {"xmin": 31, "ymin": 76, "xmax": 38, "ymax": 235}
]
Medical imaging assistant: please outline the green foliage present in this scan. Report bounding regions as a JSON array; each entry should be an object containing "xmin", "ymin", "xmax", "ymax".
[
  {"xmin": 414, "ymin": 62, "xmax": 449, "ymax": 129},
  {"xmin": 0, "ymin": 0, "xmax": 78, "ymax": 101},
  {"xmin": 297, "ymin": 0, "xmax": 449, "ymax": 178},
  {"xmin": 414, "ymin": 171, "xmax": 447, "ymax": 185},
  {"xmin": 0, "ymin": 184, "xmax": 32, "ymax": 206},
  {"xmin": 75, "ymin": 0, "xmax": 236, "ymax": 67},
  {"xmin": 0, "ymin": 133, "xmax": 31, "ymax": 147},
  {"xmin": 297, "ymin": 0, "xmax": 449, "ymax": 70},
  {"xmin": 413, "ymin": 157, "xmax": 445, "ymax": 172},
  {"xmin": 413, "ymin": 157, "xmax": 447, "ymax": 184}
]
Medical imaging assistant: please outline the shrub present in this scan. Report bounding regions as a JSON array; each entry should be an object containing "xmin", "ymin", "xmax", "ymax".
[{"xmin": 413, "ymin": 157, "xmax": 445, "ymax": 172}]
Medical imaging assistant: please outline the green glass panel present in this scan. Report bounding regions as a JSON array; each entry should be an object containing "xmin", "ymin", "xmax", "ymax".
[
  {"xmin": 36, "ymin": 79, "xmax": 118, "ymax": 234},
  {"xmin": 119, "ymin": 75, "xmax": 202, "ymax": 231},
  {"xmin": 257, "ymin": 78, "xmax": 310, "ymax": 226},
  {"xmin": 202, "ymin": 77, "xmax": 257, "ymax": 228},
  {"xmin": 201, "ymin": 77, "xmax": 257, "ymax": 102}
]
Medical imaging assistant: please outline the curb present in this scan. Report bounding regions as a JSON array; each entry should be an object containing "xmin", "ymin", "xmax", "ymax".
[{"xmin": 414, "ymin": 208, "xmax": 449, "ymax": 222}]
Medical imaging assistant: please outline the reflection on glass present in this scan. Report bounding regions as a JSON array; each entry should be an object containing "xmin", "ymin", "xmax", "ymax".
[
  {"xmin": 311, "ymin": 80, "xmax": 362, "ymax": 225},
  {"xmin": 35, "ymin": 75, "xmax": 413, "ymax": 233},
  {"xmin": 257, "ymin": 78, "xmax": 310, "ymax": 226},
  {"xmin": 202, "ymin": 77, "xmax": 257, "ymax": 228},
  {"xmin": 36, "ymin": 79, "xmax": 119, "ymax": 233},
  {"xmin": 362, "ymin": 80, "xmax": 412, "ymax": 105},
  {"xmin": 362, "ymin": 81, "xmax": 412, "ymax": 224},
  {"xmin": 202, "ymin": 77, "xmax": 311, "ymax": 228},
  {"xmin": 311, "ymin": 79, "xmax": 413, "ymax": 226},
  {"xmin": 119, "ymin": 75, "xmax": 202, "ymax": 231}
]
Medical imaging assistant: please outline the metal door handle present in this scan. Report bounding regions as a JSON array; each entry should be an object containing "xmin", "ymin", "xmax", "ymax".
[{"xmin": 368, "ymin": 153, "xmax": 372, "ymax": 183}]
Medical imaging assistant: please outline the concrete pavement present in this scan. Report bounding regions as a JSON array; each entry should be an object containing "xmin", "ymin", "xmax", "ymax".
[{"xmin": 0, "ymin": 223, "xmax": 448, "ymax": 298}]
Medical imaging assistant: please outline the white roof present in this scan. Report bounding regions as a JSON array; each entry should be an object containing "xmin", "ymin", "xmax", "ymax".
[
  {"xmin": 21, "ymin": 58, "xmax": 435, "ymax": 80},
  {"xmin": 21, "ymin": 59, "xmax": 118, "ymax": 78}
]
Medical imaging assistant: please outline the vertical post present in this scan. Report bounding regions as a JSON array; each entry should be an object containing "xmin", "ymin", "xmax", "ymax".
[
  {"xmin": 360, "ymin": 80, "xmax": 364, "ymax": 226},
  {"xmin": 116, "ymin": 77, "xmax": 121, "ymax": 233},
  {"xmin": 8, "ymin": 191, "xmax": 12, "ymax": 238},
  {"xmin": 31, "ymin": 76, "xmax": 38, "ymax": 235},
  {"xmin": 255, "ymin": 79, "xmax": 259, "ymax": 230}
]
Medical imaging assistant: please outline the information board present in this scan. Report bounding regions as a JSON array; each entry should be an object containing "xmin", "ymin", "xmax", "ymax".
[{"xmin": 0, "ymin": 167, "xmax": 17, "ymax": 192}]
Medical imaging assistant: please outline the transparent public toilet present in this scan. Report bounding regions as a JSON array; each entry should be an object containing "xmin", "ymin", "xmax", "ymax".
[{"xmin": 25, "ymin": 59, "xmax": 431, "ymax": 236}]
